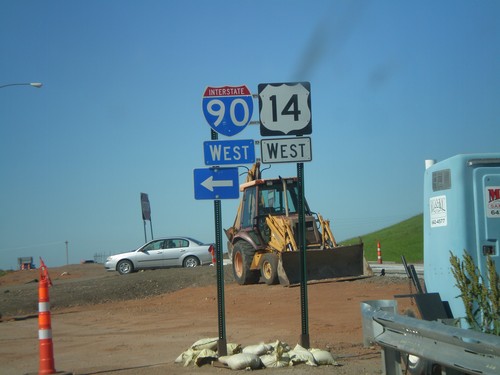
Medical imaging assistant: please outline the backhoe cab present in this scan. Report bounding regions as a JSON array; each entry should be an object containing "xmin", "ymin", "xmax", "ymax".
[{"xmin": 225, "ymin": 163, "xmax": 369, "ymax": 286}]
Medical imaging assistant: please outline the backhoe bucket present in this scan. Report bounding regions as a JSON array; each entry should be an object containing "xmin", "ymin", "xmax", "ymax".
[{"xmin": 277, "ymin": 243, "xmax": 365, "ymax": 286}]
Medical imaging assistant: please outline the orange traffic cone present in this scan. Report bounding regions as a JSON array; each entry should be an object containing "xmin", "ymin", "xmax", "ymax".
[
  {"xmin": 38, "ymin": 258, "xmax": 56, "ymax": 375},
  {"xmin": 377, "ymin": 241, "xmax": 383, "ymax": 264}
]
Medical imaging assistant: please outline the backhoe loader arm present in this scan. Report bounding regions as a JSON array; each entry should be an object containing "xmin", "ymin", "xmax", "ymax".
[
  {"xmin": 245, "ymin": 162, "xmax": 261, "ymax": 182},
  {"xmin": 318, "ymin": 213, "xmax": 338, "ymax": 248},
  {"xmin": 227, "ymin": 163, "xmax": 262, "ymax": 242}
]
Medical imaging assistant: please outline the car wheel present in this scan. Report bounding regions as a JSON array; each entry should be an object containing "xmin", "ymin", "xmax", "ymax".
[
  {"xmin": 261, "ymin": 253, "xmax": 279, "ymax": 285},
  {"xmin": 117, "ymin": 260, "xmax": 133, "ymax": 275},
  {"xmin": 183, "ymin": 256, "xmax": 200, "ymax": 268}
]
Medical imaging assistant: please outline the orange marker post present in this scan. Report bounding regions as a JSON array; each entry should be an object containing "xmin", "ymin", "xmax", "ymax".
[
  {"xmin": 38, "ymin": 258, "xmax": 56, "ymax": 375},
  {"xmin": 377, "ymin": 241, "xmax": 383, "ymax": 264}
]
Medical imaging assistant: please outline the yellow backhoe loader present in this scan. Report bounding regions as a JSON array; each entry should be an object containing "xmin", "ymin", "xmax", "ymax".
[{"xmin": 225, "ymin": 163, "xmax": 371, "ymax": 286}]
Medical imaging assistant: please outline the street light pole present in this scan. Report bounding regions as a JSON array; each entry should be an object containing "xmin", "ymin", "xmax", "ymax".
[{"xmin": 0, "ymin": 82, "xmax": 43, "ymax": 89}]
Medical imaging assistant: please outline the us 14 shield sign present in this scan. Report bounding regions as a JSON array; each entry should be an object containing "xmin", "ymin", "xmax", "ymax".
[{"xmin": 258, "ymin": 82, "xmax": 312, "ymax": 136}]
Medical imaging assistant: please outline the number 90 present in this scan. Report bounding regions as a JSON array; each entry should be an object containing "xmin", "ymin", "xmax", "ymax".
[{"xmin": 207, "ymin": 98, "xmax": 250, "ymax": 127}]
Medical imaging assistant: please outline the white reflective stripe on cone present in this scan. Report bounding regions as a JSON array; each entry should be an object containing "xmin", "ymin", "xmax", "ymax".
[
  {"xmin": 39, "ymin": 329, "xmax": 52, "ymax": 340},
  {"xmin": 39, "ymin": 302, "xmax": 50, "ymax": 312}
]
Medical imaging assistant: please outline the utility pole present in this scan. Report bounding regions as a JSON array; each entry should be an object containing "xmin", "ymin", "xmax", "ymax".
[{"xmin": 65, "ymin": 241, "xmax": 69, "ymax": 265}]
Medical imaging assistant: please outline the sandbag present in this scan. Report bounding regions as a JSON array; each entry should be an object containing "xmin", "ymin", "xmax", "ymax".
[
  {"xmin": 265, "ymin": 340, "xmax": 290, "ymax": 353},
  {"xmin": 217, "ymin": 355, "xmax": 230, "ymax": 366},
  {"xmin": 175, "ymin": 337, "xmax": 336, "ymax": 369},
  {"xmin": 175, "ymin": 338, "xmax": 220, "ymax": 367},
  {"xmin": 226, "ymin": 343, "xmax": 242, "ymax": 355},
  {"xmin": 242, "ymin": 343, "xmax": 268, "ymax": 356},
  {"xmin": 174, "ymin": 348, "xmax": 196, "ymax": 367},
  {"xmin": 191, "ymin": 337, "xmax": 218, "ymax": 351},
  {"xmin": 288, "ymin": 344, "xmax": 317, "ymax": 366},
  {"xmin": 225, "ymin": 353, "xmax": 262, "ymax": 370},
  {"xmin": 194, "ymin": 349, "xmax": 217, "ymax": 366},
  {"xmin": 260, "ymin": 353, "xmax": 290, "ymax": 368},
  {"xmin": 310, "ymin": 348, "xmax": 338, "ymax": 366}
]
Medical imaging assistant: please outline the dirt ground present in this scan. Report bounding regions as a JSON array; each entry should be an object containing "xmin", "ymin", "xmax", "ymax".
[{"xmin": 0, "ymin": 263, "xmax": 416, "ymax": 375}]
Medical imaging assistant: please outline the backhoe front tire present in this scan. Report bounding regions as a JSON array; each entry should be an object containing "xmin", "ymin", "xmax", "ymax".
[
  {"xmin": 261, "ymin": 253, "xmax": 279, "ymax": 285},
  {"xmin": 232, "ymin": 241, "xmax": 260, "ymax": 285}
]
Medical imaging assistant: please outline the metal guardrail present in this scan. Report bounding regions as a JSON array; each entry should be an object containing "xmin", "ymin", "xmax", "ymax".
[
  {"xmin": 369, "ymin": 262, "xmax": 424, "ymax": 278},
  {"xmin": 361, "ymin": 300, "xmax": 500, "ymax": 375}
]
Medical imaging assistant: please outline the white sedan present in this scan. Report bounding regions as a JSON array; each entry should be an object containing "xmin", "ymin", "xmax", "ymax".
[{"xmin": 105, "ymin": 237, "xmax": 215, "ymax": 275}]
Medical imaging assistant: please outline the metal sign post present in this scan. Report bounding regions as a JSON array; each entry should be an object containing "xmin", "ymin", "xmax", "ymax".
[
  {"xmin": 297, "ymin": 162, "xmax": 309, "ymax": 348},
  {"xmin": 211, "ymin": 129, "xmax": 227, "ymax": 356},
  {"xmin": 199, "ymin": 85, "xmax": 253, "ymax": 358},
  {"xmin": 258, "ymin": 81, "xmax": 312, "ymax": 348}
]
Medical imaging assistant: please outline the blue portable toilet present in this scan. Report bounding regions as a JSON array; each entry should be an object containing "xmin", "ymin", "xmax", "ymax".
[{"xmin": 423, "ymin": 153, "xmax": 500, "ymax": 325}]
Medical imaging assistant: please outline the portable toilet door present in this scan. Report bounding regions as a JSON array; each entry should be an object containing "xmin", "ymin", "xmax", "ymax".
[{"xmin": 423, "ymin": 153, "xmax": 500, "ymax": 325}]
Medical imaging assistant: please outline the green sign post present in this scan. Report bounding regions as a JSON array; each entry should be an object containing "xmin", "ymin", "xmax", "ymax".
[
  {"xmin": 211, "ymin": 129, "xmax": 227, "ymax": 356},
  {"xmin": 297, "ymin": 162, "xmax": 309, "ymax": 348}
]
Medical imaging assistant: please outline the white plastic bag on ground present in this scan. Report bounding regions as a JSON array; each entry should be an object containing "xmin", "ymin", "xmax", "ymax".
[{"xmin": 225, "ymin": 353, "xmax": 262, "ymax": 370}]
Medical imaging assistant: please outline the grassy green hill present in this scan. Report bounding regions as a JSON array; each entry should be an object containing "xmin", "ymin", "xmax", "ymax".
[{"xmin": 340, "ymin": 214, "xmax": 423, "ymax": 263}]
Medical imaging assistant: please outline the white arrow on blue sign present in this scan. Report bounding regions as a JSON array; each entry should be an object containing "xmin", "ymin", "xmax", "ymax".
[
  {"xmin": 204, "ymin": 139, "xmax": 255, "ymax": 166},
  {"xmin": 193, "ymin": 167, "xmax": 240, "ymax": 200}
]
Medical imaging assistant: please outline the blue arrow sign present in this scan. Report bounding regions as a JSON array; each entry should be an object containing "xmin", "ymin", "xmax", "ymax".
[
  {"xmin": 194, "ymin": 167, "xmax": 240, "ymax": 200},
  {"xmin": 204, "ymin": 139, "xmax": 255, "ymax": 166}
]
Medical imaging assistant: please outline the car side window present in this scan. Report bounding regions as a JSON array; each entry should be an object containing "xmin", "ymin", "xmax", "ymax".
[
  {"xmin": 143, "ymin": 240, "xmax": 162, "ymax": 251},
  {"xmin": 169, "ymin": 239, "xmax": 188, "ymax": 248}
]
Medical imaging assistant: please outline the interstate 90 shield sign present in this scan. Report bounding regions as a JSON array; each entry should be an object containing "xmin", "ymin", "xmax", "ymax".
[{"xmin": 202, "ymin": 85, "xmax": 254, "ymax": 137}]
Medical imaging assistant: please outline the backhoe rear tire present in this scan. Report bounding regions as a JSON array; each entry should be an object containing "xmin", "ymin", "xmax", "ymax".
[
  {"xmin": 261, "ymin": 253, "xmax": 279, "ymax": 285},
  {"xmin": 232, "ymin": 241, "xmax": 260, "ymax": 285}
]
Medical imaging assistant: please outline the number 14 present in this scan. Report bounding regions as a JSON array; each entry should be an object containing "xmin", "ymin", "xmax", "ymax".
[{"xmin": 269, "ymin": 94, "xmax": 301, "ymax": 122}]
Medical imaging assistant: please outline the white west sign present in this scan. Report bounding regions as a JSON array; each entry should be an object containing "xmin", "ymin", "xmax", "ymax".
[{"xmin": 260, "ymin": 137, "xmax": 312, "ymax": 164}]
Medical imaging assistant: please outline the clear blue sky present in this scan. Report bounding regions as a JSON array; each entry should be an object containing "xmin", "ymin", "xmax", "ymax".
[{"xmin": 1, "ymin": 0, "xmax": 499, "ymax": 270}]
